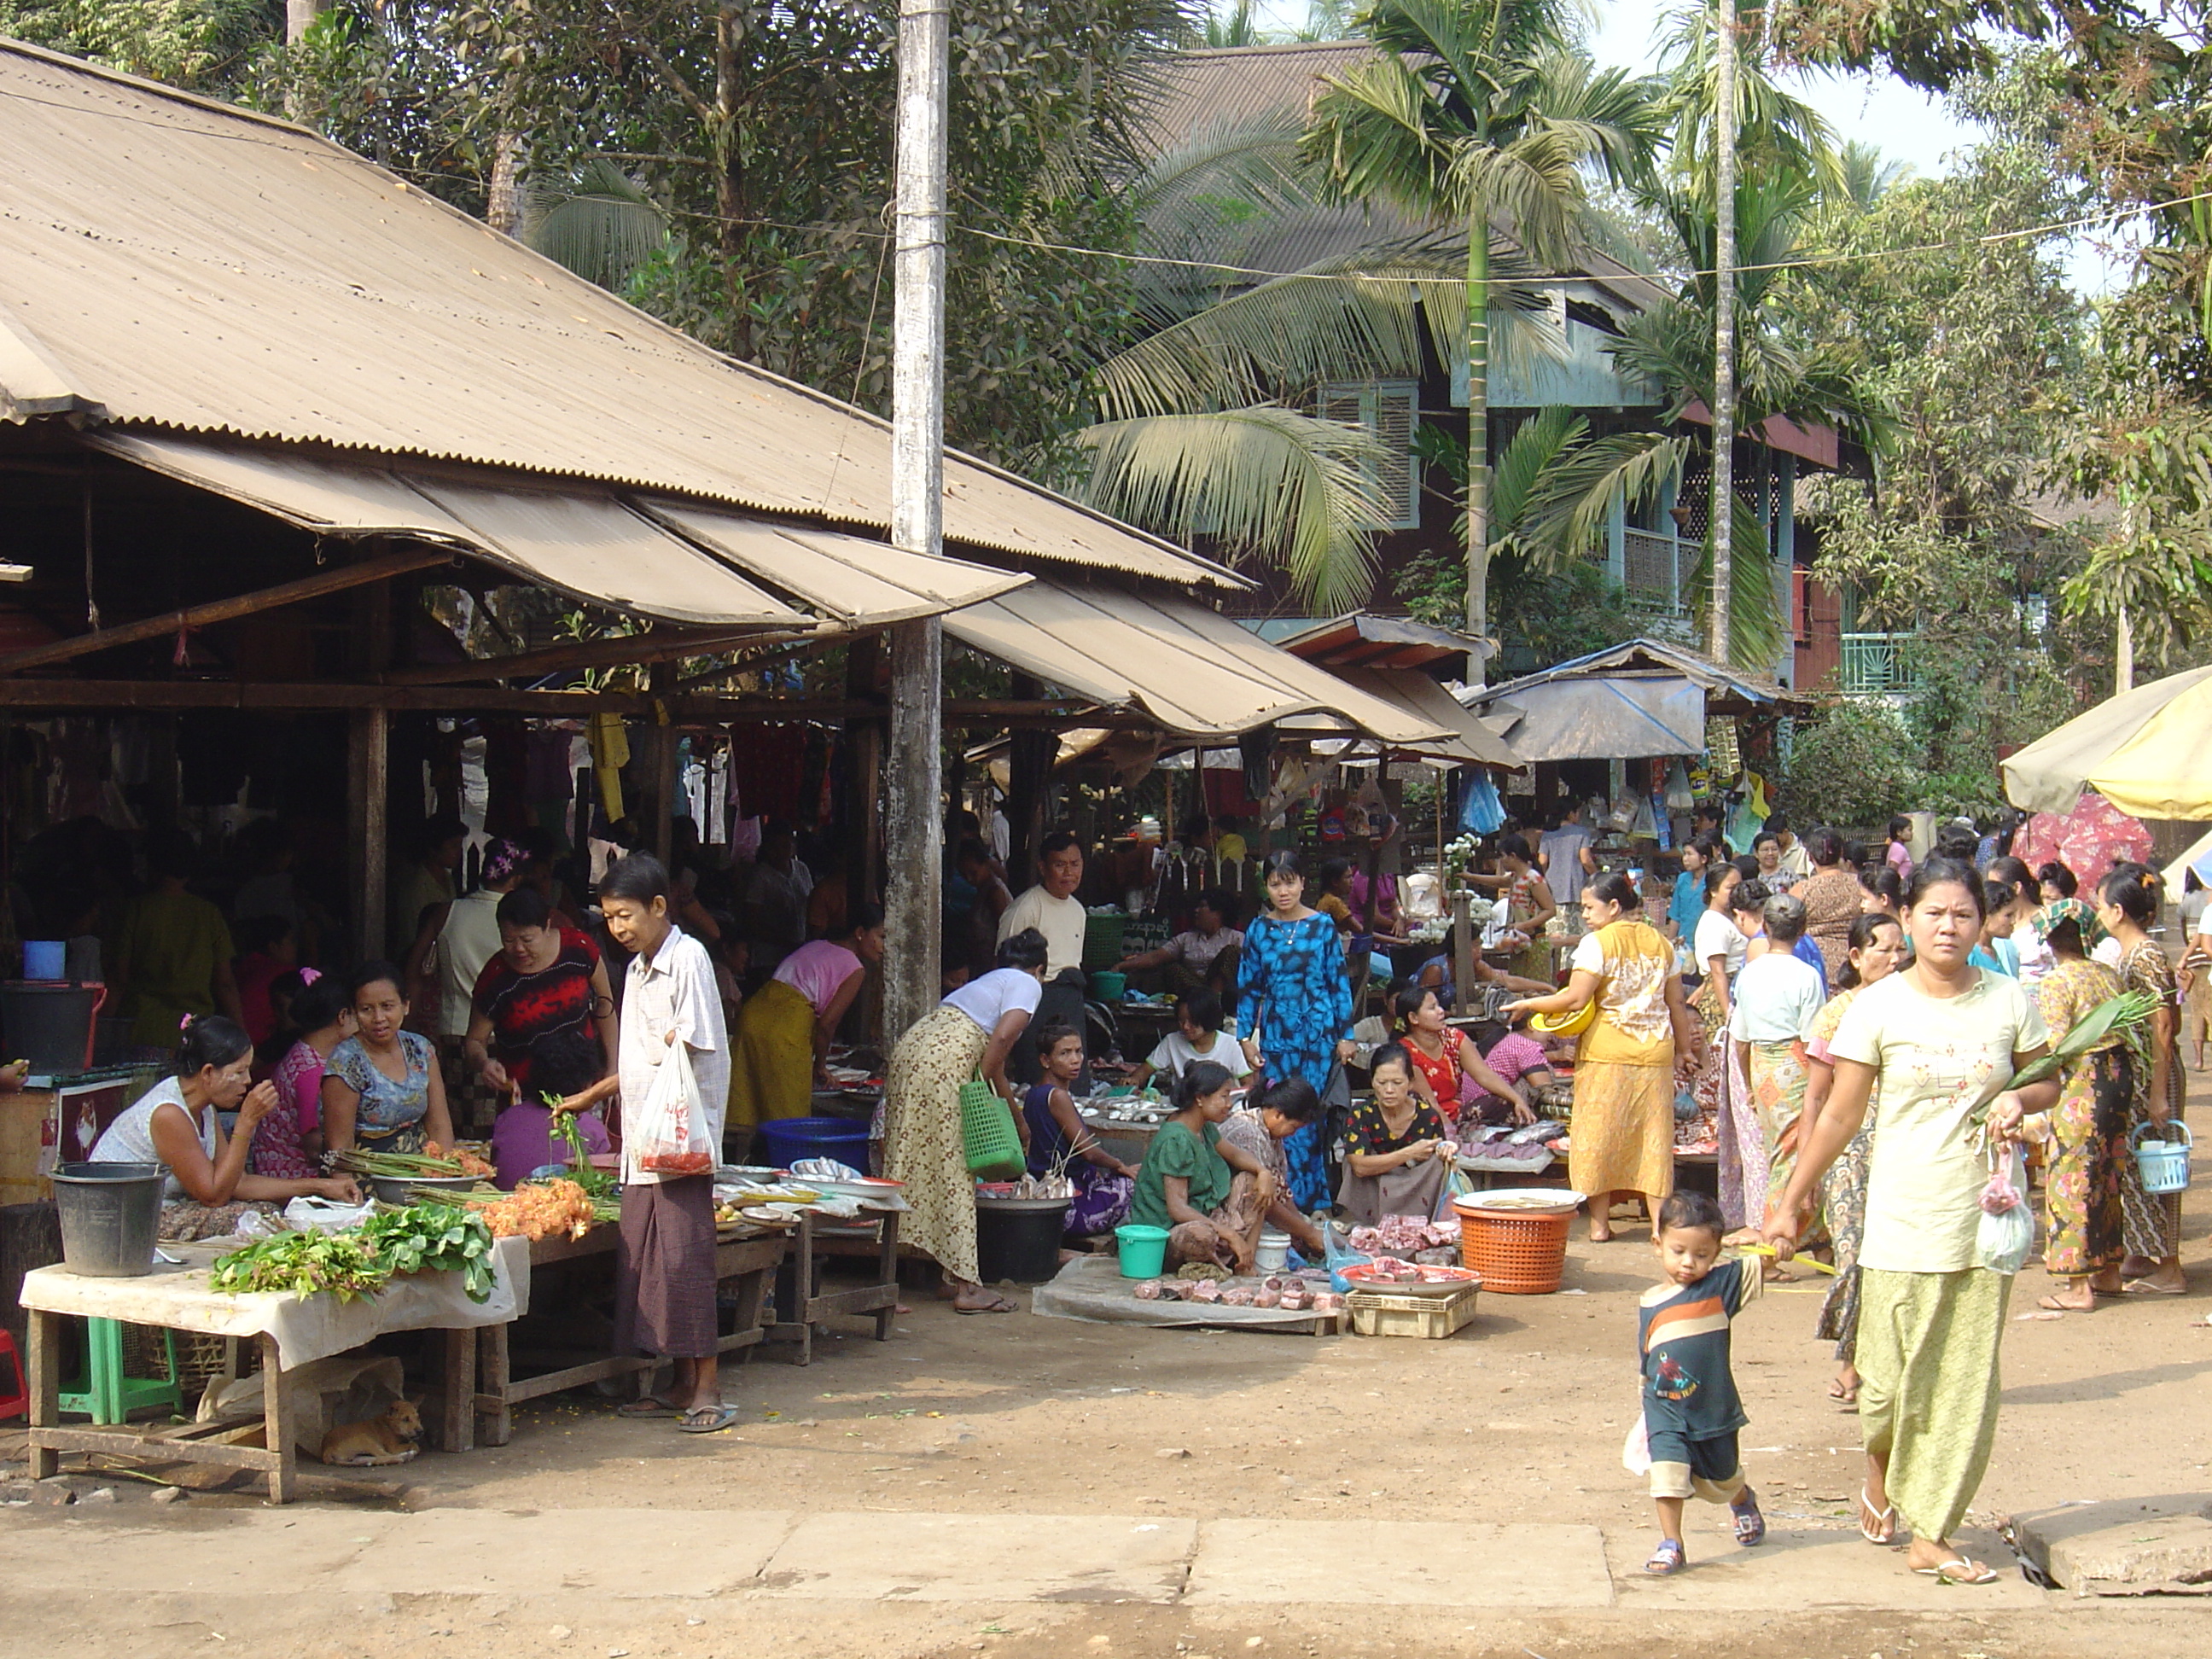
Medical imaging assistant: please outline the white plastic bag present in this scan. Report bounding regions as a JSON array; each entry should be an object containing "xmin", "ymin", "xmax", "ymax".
[
  {"xmin": 1975, "ymin": 1144, "xmax": 2034, "ymax": 1275},
  {"xmin": 636, "ymin": 1039, "xmax": 714, "ymax": 1176},
  {"xmin": 284, "ymin": 1196, "xmax": 376, "ymax": 1233},
  {"xmin": 1621, "ymin": 1411, "xmax": 1651, "ymax": 1476}
]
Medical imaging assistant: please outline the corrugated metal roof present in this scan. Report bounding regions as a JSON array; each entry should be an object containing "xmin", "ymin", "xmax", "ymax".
[
  {"xmin": 90, "ymin": 430, "xmax": 804, "ymax": 629},
  {"xmin": 1474, "ymin": 677, "xmax": 1708, "ymax": 762},
  {"xmin": 0, "ymin": 39, "xmax": 1238, "ymax": 591},
  {"xmin": 944, "ymin": 575, "xmax": 1451, "ymax": 744},
  {"xmin": 1317, "ymin": 667, "xmax": 1522, "ymax": 765}
]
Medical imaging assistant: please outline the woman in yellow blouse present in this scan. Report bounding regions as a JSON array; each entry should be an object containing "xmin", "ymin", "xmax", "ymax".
[{"xmin": 1506, "ymin": 874, "xmax": 1702, "ymax": 1242}]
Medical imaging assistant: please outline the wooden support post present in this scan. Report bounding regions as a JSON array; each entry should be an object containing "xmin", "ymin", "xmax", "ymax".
[
  {"xmin": 1452, "ymin": 890, "xmax": 1474, "ymax": 1019},
  {"xmin": 882, "ymin": 619, "xmax": 942, "ymax": 1049},
  {"xmin": 649, "ymin": 664, "xmax": 676, "ymax": 866},
  {"xmin": 348, "ymin": 707, "xmax": 390, "ymax": 961},
  {"xmin": 843, "ymin": 636, "xmax": 885, "ymax": 907},
  {"xmin": 26, "ymin": 1308, "xmax": 58, "ymax": 1480},
  {"xmin": 259, "ymin": 1333, "xmax": 295, "ymax": 1505}
]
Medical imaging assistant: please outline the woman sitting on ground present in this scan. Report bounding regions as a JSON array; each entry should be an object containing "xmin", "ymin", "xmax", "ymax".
[
  {"xmin": 92, "ymin": 1015, "xmax": 361, "ymax": 1240},
  {"xmin": 1219, "ymin": 1076, "xmax": 1327, "ymax": 1260},
  {"xmin": 1022, "ymin": 1019, "xmax": 1139, "ymax": 1238},
  {"xmin": 1337, "ymin": 1045, "xmax": 1454, "ymax": 1226},
  {"xmin": 1394, "ymin": 983, "xmax": 1531, "ymax": 1132},
  {"xmin": 1128, "ymin": 1061, "xmax": 1275, "ymax": 1273}
]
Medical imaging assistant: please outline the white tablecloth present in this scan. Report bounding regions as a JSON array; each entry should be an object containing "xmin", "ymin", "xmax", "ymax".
[{"xmin": 16, "ymin": 1235, "xmax": 527, "ymax": 1370}]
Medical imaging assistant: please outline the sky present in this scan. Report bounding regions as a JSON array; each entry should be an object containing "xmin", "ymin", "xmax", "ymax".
[{"xmin": 1249, "ymin": 0, "xmax": 2124, "ymax": 293}]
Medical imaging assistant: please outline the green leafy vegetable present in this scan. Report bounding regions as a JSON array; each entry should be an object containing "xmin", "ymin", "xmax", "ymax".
[
  {"xmin": 1973, "ymin": 991, "xmax": 2161, "ymax": 1137},
  {"xmin": 211, "ymin": 1204, "xmax": 500, "ymax": 1303},
  {"xmin": 208, "ymin": 1229, "xmax": 388, "ymax": 1301}
]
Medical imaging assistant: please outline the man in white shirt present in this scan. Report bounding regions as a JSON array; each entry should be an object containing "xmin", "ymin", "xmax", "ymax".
[
  {"xmin": 1768, "ymin": 816, "xmax": 1813, "ymax": 886},
  {"xmin": 999, "ymin": 831, "xmax": 1089, "ymax": 1084},
  {"xmin": 591, "ymin": 853, "xmax": 734, "ymax": 1435}
]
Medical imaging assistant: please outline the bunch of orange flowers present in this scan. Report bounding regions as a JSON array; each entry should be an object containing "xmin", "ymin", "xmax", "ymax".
[{"xmin": 473, "ymin": 1178, "xmax": 597, "ymax": 1242}]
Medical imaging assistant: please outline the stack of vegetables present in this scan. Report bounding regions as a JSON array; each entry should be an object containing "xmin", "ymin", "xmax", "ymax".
[
  {"xmin": 413, "ymin": 1177, "xmax": 616, "ymax": 1241},
  {"xmin": 210, "ymin": 1203, "xmax": 498, "ymax": 1302},
  {"xmin": 331, "ymin": 1144, "xmax": 498, "ymax": 1181}
]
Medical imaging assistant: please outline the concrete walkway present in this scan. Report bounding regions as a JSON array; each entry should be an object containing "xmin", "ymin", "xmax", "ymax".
[{"xmin": 0, "ymin": 1504, "xmax": 2048, "ymax": 1610}]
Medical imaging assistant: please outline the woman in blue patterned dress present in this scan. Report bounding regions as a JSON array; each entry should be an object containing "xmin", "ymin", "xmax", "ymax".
[{"xmin": 1238, "ymin": 851, "xmax": 1354, "ymax": 1207}]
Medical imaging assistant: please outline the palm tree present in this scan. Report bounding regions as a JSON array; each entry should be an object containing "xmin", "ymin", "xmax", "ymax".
[
  {"xmin": 1499, "ymin": 161, "xmax": 1895, "ymax": 667},
  {"xmin": 1301, "ymin": 0, "xmax": 1663, "ymax": 648},
  {"xmin": 1054, "ymin": 106, "xmax": 1560, "ymax": 613}
]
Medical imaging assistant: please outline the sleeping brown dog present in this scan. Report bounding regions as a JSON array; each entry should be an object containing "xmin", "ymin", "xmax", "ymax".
[{"xmin": 317, "ymin": 1398, "xmax": 424, "ymax": 1466}]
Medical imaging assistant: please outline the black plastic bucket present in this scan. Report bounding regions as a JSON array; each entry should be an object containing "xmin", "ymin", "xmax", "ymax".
[
  {"xmin": 50, "ymin": 1161, "xmax": 165, "ymax": 1278},
  {"xmin": 974, "ymin": 1196, "xmax": 1071, "ymax": 1284}
]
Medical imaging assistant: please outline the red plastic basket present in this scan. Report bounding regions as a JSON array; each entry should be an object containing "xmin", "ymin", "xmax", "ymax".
[{"xmin": 1455, "ymin": 1204, "xmax": 1571, "ymax": 1294}]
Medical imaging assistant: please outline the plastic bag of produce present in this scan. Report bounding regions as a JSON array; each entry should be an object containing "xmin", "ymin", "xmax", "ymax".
[
  {"xmin": 635, "ymin": 1039, "xmax": 714, "ymax": 1177},
  {"xmin": 1975, "ymin": 1144, "xmax": 2034, "ymax": 1276}
]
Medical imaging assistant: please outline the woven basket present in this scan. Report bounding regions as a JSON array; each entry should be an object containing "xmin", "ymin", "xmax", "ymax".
[
  {"xmin": 959, "ymin": 1073, "xmax": 1026, "ymax": 1179},
  {"xmin": 1456, "ymin": 1205, "xmax": 1571, "ymax": 1294}
]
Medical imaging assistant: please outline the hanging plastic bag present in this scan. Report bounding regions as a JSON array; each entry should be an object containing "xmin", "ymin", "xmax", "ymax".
[
  {"xmin": 1459, "ymin": 771, "xmax": 1505, "ymax": 835},
  {"xmin": 636, "ymin": 1038, "xmax": 715, "ymax": 1176},
  {"xmin": 1621, "ymin": 1412, "xmax": 1652, "ymax": 1476},
  {"xmin": 1663, "ymin": 757, "xmax": 1696, "ymax": 812},
  {"xmin": 1975, "ymin": 1144, "xmax": 2034, "ymax": 1275}
]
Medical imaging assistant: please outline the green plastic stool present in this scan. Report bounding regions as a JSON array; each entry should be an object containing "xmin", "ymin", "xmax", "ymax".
[{"xmin": 58, "ymin": 1319, "xmax": 184, "ymax": 1425}]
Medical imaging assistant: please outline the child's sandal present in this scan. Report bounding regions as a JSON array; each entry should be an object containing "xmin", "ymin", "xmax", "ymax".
[
  {"xmin": 1644, "ymin": 1538, "xmax": 1686, "ymax": 1575},
  {"xmin": 1731, "ymin": 1488, "xmax": 1767, "ymax": 1546}
]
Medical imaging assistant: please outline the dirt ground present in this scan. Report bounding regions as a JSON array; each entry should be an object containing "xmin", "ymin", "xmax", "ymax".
[{"xmin": 5, "ymin": 1083, "xmax": 2211, "ymax": 1659}]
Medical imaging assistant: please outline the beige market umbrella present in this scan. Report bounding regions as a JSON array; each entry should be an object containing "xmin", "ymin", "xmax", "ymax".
[{"xmin": 2001, "ymin": 663, "xmax": 2212, "ymax": 818}]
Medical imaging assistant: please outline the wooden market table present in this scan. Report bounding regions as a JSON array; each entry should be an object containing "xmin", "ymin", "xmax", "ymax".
[
  {"xmin": 763, "ymin": 1207, "xmax": 900, "ymax": 1366},
  {"xmin": 468, "ymin": 1224, "xmax": 788, "ymax": 1447},
  {"xmin": 17, "ymin": 1236, "xmax": 528, "ymax": 1504}
]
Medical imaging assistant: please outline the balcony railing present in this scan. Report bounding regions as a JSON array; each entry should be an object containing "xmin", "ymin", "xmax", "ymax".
[
  {"xmin": 1841, "ymin": 632, "xmax": 1921, "ymax": 697},
  {"xmin": 1621, "ymin": 527, "xmax": 1687, "ymax": 614}
]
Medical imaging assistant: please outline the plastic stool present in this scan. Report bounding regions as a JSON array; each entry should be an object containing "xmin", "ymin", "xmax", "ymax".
[
  {"xmin": 57, "ymin": 1318, "xmax": 183, "ymax": 1425},
  {"xmin": 0, "ymin": 1330, "xmax": 26, "ymax": 1421}
]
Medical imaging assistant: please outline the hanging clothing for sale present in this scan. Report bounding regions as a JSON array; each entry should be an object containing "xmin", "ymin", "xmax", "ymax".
[
  {"xmin": 588, "ymin": 713, "xmax": 630, "ymax": 822},
  {"xmin": 731, "ymin": 726, "xmax": 806, "ymax": 824},
  {"xmin": 481, "ymin": 719, "xmax": 530, "ymax": 838},
  {"xmin": 1239, "ymin": 725, "xmax": 1277, "ymax": 801}
]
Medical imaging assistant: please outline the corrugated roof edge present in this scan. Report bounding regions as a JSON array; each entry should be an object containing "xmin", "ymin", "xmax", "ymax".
[{"xmin": 0, "ymin": 36, "xmax": 1248, "ymax": 593}]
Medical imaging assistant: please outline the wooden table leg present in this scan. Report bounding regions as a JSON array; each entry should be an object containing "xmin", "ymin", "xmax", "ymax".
[
  {"xmin": 26, "ymin": 1309, "xmax": 58, "ymax": 1479},
  {"xmin": 872, "ymin": 1214, "xmax": 900, "ymax": 1342},
  {"xmin": 437, "ymin": 1327, "xmax": 474, "ymax": 1453},
  {"xmin": 478, "ymin": 1321, "xmax": 513, "ymax": 1447},
  {"xmin": 260, "ymin": 1334, "xmax": 294, "ymax": 1505}
]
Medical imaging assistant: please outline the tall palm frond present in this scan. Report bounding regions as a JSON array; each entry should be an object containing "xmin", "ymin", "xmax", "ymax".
[
  {"xmin": 524, "ymin": 156, "xmax": 670, "ymax": 292},
  {"xmin": 1656, "ymin": 1, "xmax": 1844, "ymax": 196},
  {"xmin": 1092, "ymin": 234, "xmax": 1559, "ymax": 421},
  {"xmin": 1836, "ymin": 140, "xmax": 1912, "ymax": 212},
  {"xmin": 1132, "ymin": 107, "xmax": 1321, "ymax": 243},
  {"xmin": 1505, "ymin": 423, "xmax": 1784, "ymax": 664},
  {"xmin": 1068, "ymin": 406, "xmax": 1388, "ymax": 611}
]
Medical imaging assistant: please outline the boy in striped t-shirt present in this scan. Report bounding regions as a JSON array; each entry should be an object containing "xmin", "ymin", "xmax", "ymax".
[{"xmin": 1635, "ymin": 1190, "xmax": 1767, "ymax": 1575}]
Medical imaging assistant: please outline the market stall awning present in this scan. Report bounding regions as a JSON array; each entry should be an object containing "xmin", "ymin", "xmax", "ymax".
[
  {"xmin": 1265, "ymin": 613, "xmax": 1494, "ymax": 672},
  {"xmin": 88, "ymin": 432, "xmax": 1023, "ymax": 632},
  {"xmin": 638, "ymin": 501, "xmax": 1028, "ymax": 626},
  {"xmin": 2000, "ymin": 663, "xmax": 2212, "ymax": 819},
  {"xmin": 1292, "ymin": 667, "xmax": 1522, "ymax": 765},
  {"xmin": 1470, "ymin": 675, "xmax": 1705, "ymax": 762},
  {"xmin": 942, "ymin": 579, "xmax": 1452, "ymax": 745}
]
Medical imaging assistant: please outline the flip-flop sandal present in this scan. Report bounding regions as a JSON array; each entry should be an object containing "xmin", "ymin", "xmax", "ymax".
[
  {"xmin": 676, "ymin": 1403, "xmax": 743, "ymax": 1435},
  {"xmin": 2122, "ymin": 1279, "xmax": 2188, "ymax": 1297},
  {"xmin": 616, "ymin": 1396, "xmax": 684, "ymax": 1417},
  {"xmin": 1827, "ymin": 1379, "xmax": 1859, "ymax": 1404},
  {"xmin": 1859, "ymin": 1488, "xmax": 1899, "ymax": 1545},
  {"xmin": 1731, "ymin": 1489, "xmax": 1767, "ymax": 1546},
  {"xmin": 1644, "ymin": 1539, "xmax": 1686, "ymax": 1575},
  {"xmin": 2035, "ymin": 1295, "xmax": 2092, "ymax": 1313},
  {"xmin": 953, "ymin": 1293, "xmax": 1017, "ymax": 1314},
  {"xmin": 1914, "ymin": 1557, "xmax": 1999, "ymax": 1585}
]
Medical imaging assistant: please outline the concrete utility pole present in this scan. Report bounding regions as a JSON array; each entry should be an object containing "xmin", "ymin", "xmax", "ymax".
[
  {"xmin": 1707, "ymin": 0, "xmax": 1738, "ymax": 668},
  {"xmin": 286, "ymin": 1, "xmax": 324, "ymax": 44},
  {"xmin": 881, "ymin": 0, "xmax": 950, "ymax": 1050}
]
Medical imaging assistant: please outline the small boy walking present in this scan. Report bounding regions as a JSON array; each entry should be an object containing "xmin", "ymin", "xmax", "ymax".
[{"xmin": 1636, "ymin": 1190, "xmax": 1767, "ymax": 1575}]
